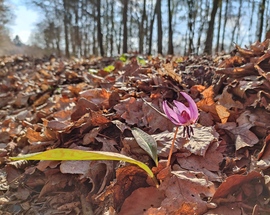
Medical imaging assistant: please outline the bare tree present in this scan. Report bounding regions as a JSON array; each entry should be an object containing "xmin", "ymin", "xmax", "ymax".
[
  {"xmin": 97, "ymin": 0, "xmax": 104, "ymax": 56},
  {"xmin": 258, "ymin": 0, "xmax": 266, "ymax": 41},
  {"xmin": 196, "ymin": 0, "xmax": 210, "ymax": 54},
  {"xmin": 63, "ymin": 0, "xmax": 71, "ymax": 57},
  {"xmin": 139, "ymin": 0, "xmax": 146, "ymax": 53},
  {"xmin": 167, "ymin": 0, "xmax": 173, "ymax": 55},
  {"xmin": 230, "ymin": 0, "xmax": 242, "ymax": 46},
  {"xmin": 122, "ymin": 0, "xmax": 128, "ymax": 53},
  {"xmin": 221, "ymin": 0, "xmax": 229, "ymax": 51},
  {"xmin": 148, "ymin": 1, "xmax": 157, "ymax": 55},
  {"xmin": 215, "ymin": 0, "xmax": 222, "ymax": 52},
  {"xmin": 156, "ymin": 0, "xmax": 163, "ymax": 54},
  {"xmin": 204, "ymin": 0, "xmax": 220, "ymax": 54}
]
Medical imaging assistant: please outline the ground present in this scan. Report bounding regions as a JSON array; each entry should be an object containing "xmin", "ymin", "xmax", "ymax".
[{"xmin": 1, "ymin": 41, "xmax": 270, "ymax": 215}]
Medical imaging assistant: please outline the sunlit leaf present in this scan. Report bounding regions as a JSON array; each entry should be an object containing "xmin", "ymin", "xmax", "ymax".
[
  {"xmin": 136, "ymin": 56, "xmax": 146, "ymax": 65},
  {"xmin": 103, "ymin": 65, "xmax": 115, "ymax": 72},
  {"xmin": 131, "ymin": 127, "xmax": 158, "ymax": 166},
  {"xmin": 10, "ymin": 148, "xmax": 157, "ymax": 184},
  {"xmin": 88, "ymin": 69, "xmax": 98, "ymax": 73},
  {"xmin": 119, "ymin": 54, "xmax": 128, "ymax": 62}
]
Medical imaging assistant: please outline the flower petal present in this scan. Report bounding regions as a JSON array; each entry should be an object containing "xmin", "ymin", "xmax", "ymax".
[
  {"xmin": 180, "ymin": 92, "xmax": 199, "ymax": 122},
  {"xmin": 172, "ymin": 102, "xmax": 191, "ymax": 124},
  {"xmin": 162, "ymin": 101, "xmax": 182, "ymax": 125},
  {"xmin": 173, "ymin": 100, "xmax": 191, "ymax": 116}
]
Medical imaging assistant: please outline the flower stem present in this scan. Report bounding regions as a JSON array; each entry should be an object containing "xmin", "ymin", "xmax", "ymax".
[{"xmin": 167, "ymin": 126, "xmax": 179, "ymax": 167}]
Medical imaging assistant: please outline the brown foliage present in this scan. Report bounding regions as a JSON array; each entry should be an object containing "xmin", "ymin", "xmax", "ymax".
[{"xmin": 1, "ymin": 43, "xmax": 270, "ymax": 214}]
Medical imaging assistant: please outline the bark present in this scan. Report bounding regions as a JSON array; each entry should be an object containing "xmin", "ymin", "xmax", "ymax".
[
  {"xmin": 110, "ymin": 1, "xmax": 114, "ymax": 56},
  {"xmin": 139, "ymin": 0, "xmax": 146, "ymax": 53},
  {"xmin": 148, "ymin": 2, "xmax": 157, "ymax": 55},
  {"xmin": 197, "ymin": 0, "xmax": 210, "ymax": 54},
  {"xmin": 231, "ymin": 0, "xmax": 242, "ymax": 45},
  {"xmin": 97, "ymin": 0, "xmax": 104, "ymax": 56},
  {"xmin": 167, "ymin": 0, "xmax": 173, "ymax": 55},
  {"xmin": 187, "ymin": 0, "xmax": 198, "ymax": 54},
  {"xmin": 204, "ymin": 0, "xmax": 219, "ymax": 55},
  {"xmin": 258, "ymin": 0, "xmax": 266, "ymax": 41},
  {"xmin": 221, "ymin": 0, "xmax": 229, "ymax": 51},
  {"xmin": 215, "ymin": 0, "xmax": 222, "ymax": 53},
  {"xmin": 63, "ymin": 0, "xmax": 70, "ymax": 58},
  {"xmin": 156, "ymin": 0, "xmax": 162, "ymax": 54},
  {"xmin": 122, "ymin": 0, "xmax": 128, "ymax": 53}
]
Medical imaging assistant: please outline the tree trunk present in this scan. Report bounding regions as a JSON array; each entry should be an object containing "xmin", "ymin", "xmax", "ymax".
[
  {"xmin": 97, "ymin": 0, "xmax": 104, "ymax": 56},
  {"xmin": 148, "ymin": 2, "xmax": 157, "ymax": 55},
  {"xmin": 215, "ymin": 0, "xmax": 222, "ymax": 53},
  {"xmin": 139, "ymin": 0, "xmax": 146, "ymax": 53},
  {"xmin": 221, "ymin": 0, "xmax": 229, "ymax": 51},
  {"xmin": 63, "ymin": 0, "xmax": 70, "ymax": 58},
  {"xmin": 167, "ymin": 0, "xmax": 173, "ymax": 55},
  {"xmin": 122, "ymin": 0, "xmax": 128, "ymax": 53},
  {"xmin": 187, "ymin": 0, "xmax": 196, "ymax": 54},
  {"xmin": 247, "ymin": 0, "xmax": 255, "ymax": 43},
  {"xmin": 204, "ymin": 0, "xmax": 219, "ymax": 55},
  {"xmin": 258, "ymin": 0, "xmax": 266, "ymax": 41},
  {"xmin": 231, "ymin": 0, "xmax": 242, "ymax": 45},
  {"xmin": 156, "ymin": 0, "xmax": 162, "ymax": 54},
  {"xmin": 197, "ymin": 0, "xmax": 210, "ymax": 54},
  {"xmin": 110, "ymin": 1, "xmax": 114, "ymax": 56}
]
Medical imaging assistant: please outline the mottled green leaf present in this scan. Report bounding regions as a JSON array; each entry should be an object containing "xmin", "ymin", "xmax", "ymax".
[{"xmin": 131, "ymin": 127, "xmax": 158, "ymax": 166}]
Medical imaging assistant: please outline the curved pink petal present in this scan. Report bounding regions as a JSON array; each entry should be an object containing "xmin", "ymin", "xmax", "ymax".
[
  {"xmin": 173, "ymin": 100, "xmax": 191, "ymax": 115},
  {"xmin": 172, "ymin": 106, "xmax": 190, "ymax": 124},
  {"xmin": 162, "ymin": 101, "xmax": 182, "ymax": 125},
  {"xmin": 172, "ymin": 101, "xmax": 191, "ymax": 124},
  {"xmin": 180, "ymin": 92, "xmax": 199, "ymax": 123}
]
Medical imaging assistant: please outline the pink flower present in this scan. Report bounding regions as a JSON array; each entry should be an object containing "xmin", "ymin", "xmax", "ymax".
[{"xmin": 163, "ymin": 92, "xmax": 198, "ymax": 137}]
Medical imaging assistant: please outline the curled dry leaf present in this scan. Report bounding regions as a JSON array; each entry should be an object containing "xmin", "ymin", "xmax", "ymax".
[
  {"xmin": 142, "ymin": 100, "xmax": 174, "ymax": 133},
  {"xmin": 119, "ymin": 187, "xmax": 165, "ymax": 215},
  {"xmin": 114, "ymin": 97, "xmax": 144, "ymax": 126},
  {"xmin": 146, "ymin": 171, "xmax": 215, "ymax": 215},
  {"xmin": 217, "ymin": 121, "xmax": 258, "ymax": 151},
  {"xmin": 79, "ymin": 88, "xmax": 111, "ymax": 109},
  {"xmin": 183, "ymin": 126, "xmax": 219, "ymax": 157},
  {"xmin": 177, "ymin": 141, "xmax": 223, "ymax": 180},
  {"xmin": 256, "ymin": 134, "xmax": 270, "ymax": 170},
  {"xmin": 212, "ymin": 171, "xmax": 263, "ymax": 200},
  {"xmin": 112, "ymin": 165, "xmax": 150, "ymax": 211}
]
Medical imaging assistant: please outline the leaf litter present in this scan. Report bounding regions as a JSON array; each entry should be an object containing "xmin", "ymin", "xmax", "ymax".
[{"xmin": 1, "ymin": 41, "xmax": 270, "ymax": 214}]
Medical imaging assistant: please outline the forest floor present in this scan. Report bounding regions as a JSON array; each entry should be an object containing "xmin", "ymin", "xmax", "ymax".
[{"xmin": 1, "ymin": 41, "xmax": 270, "ymax": 215}]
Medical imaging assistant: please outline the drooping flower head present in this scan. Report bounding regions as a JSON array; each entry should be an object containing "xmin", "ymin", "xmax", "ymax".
[{"xmin": 163, "ymin": 92, "xmax": 198, "ymax": 137}]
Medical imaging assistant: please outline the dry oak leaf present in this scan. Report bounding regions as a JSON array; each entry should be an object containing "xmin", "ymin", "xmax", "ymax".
[
  {"xmin": 212, "ymin": 171, "xmax": 263, "ymax": 200},
  {"xmin": 217, "ymin": 122, "xmax": 258, "ymax": 151},
  {"xmin": 256, "ymin": 134, "xmax": 270, "ymax": 170},
  {"xmin": 177, "ymin": 141, "xmax": 223, "ymax": 173},
  {"xmin": 114, "ymin": 97, "xmax": 144, "ymax": 126},
  {"xmin": 153, "ymin": 129, "xmax": 190, "ymax": 158},
  {"xmin": 154, "ymin": 126, "xmax": 219, "ymax": 158},
  {"xmin": 148, "ymin": 171, "xmax": 215, "ymax": 215},
  {"xmin": 119, "ymin": 187, "xmax": 165, "ymax": 215},
  {"xmin": 204, "ymin": 205, "xmax": 242, "ymax": 215},
  {"xmin": 79, "ymin": 88, "xmax": 111, "ymax": 109},
  {"xmin": 113, "ymin": 165, "xmax": 149, "ymax": 211},
  {"xmin": 39, "ymin": 173, "xmax": 69, "ymax": 198},
  {"xmin": 183, "ymin": 126, "xmax": 219, "ymax": 157},
  {"xmin": 71, "ymin": 97, "xmax": 99, "ymax": 121},
  {"xmin": 218, "ymin": 86, "xmax": 244, "ymax": 109},
  {"xmin": 142, "ymin": 101, "xmax": 174, "ymax": 133}
]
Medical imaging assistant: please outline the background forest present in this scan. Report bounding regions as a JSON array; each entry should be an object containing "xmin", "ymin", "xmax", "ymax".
[{"xmin": 0, "ymin": 0, "xmax": 270, "ymax": 57}]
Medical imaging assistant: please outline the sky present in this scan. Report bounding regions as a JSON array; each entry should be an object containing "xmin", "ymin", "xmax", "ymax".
[{"xmin": 9, "ymin": 0, "xmax": 39, "ymax": 44}]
